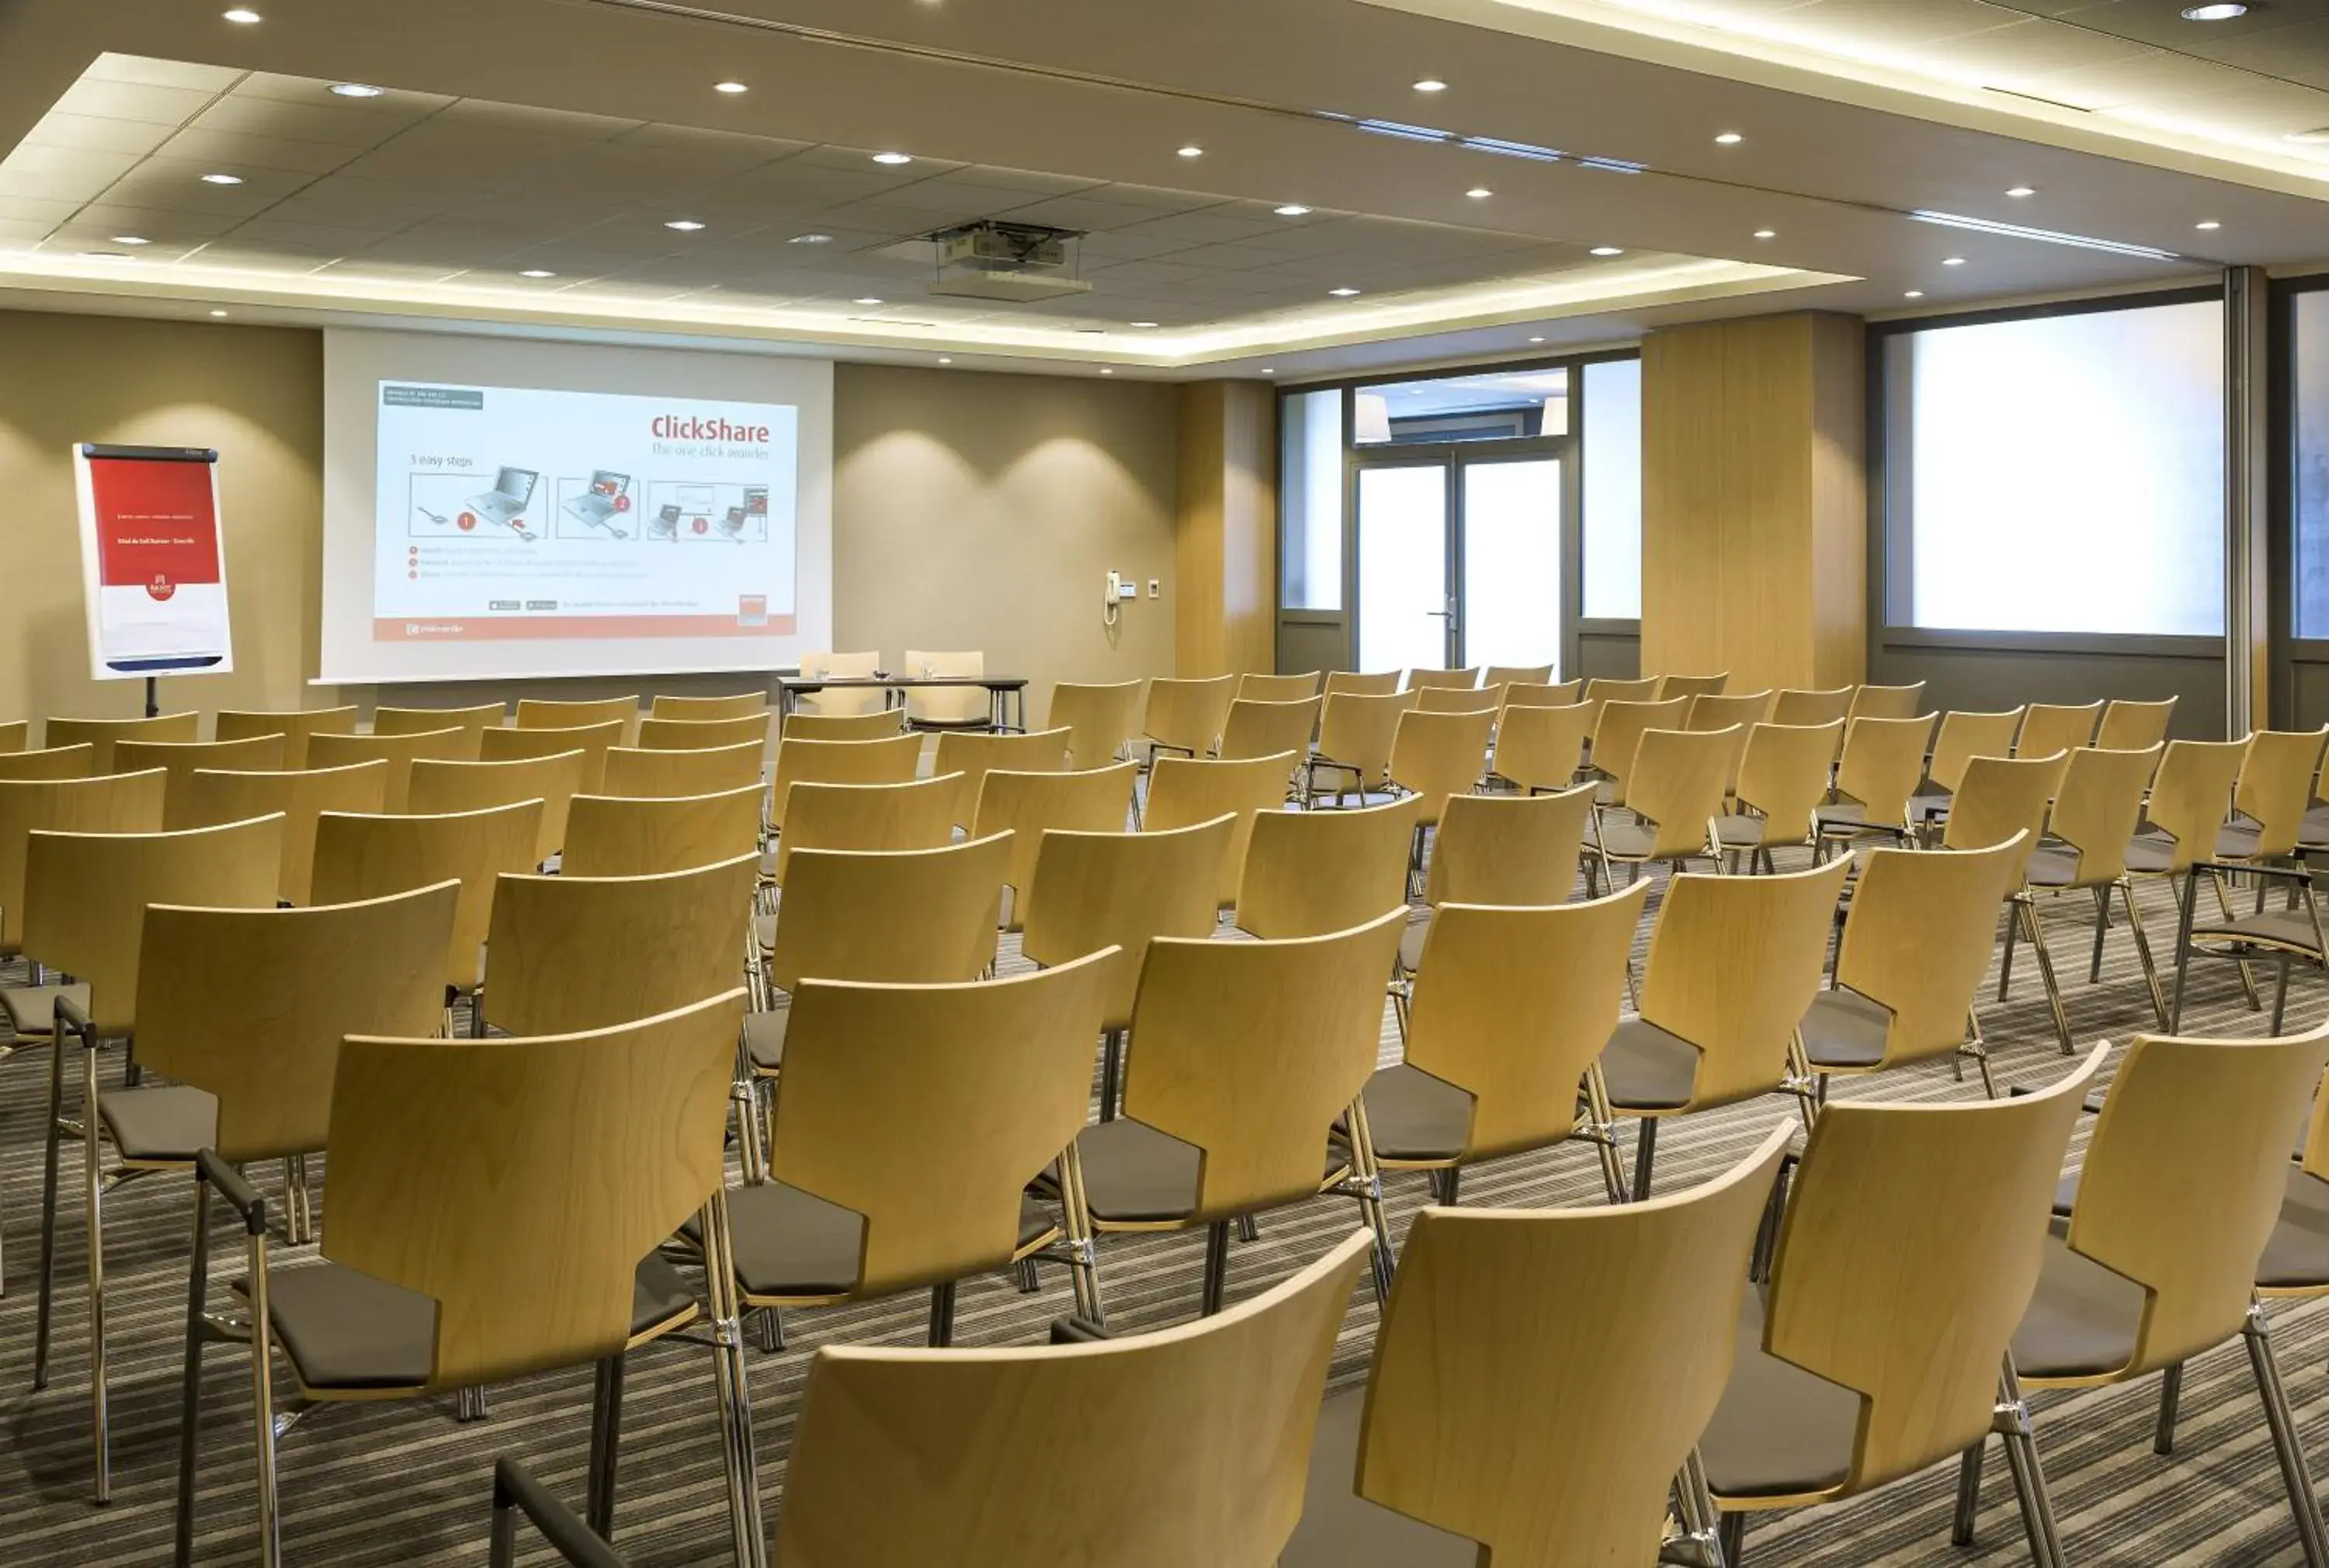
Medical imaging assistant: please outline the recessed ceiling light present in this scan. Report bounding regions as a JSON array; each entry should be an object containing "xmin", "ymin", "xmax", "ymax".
[
  {"xmin": 329, "ymin": 83, "xmax": 384, "ymax": 98},
  {"xmin": 200, "ymin": 172, "xmax": 244, "ymax": 185},
  {"xmin": 112, "ymin": 234, "xmax": 150, "ymax": 246},
  {"xmin": 2006, "ymin": 186, "xmax": 2036, "ymax": 197},
  {"xmin": 519, "ymin": 269, "xmax": 556, "ymax": 278},
  {"xmin": 1176, "ymin": 144, "xmax": 1204, "ymax": 158},
  {"xmin": 221, "ymin": 7, "xmax": 261, "ymax": 21},
  {"xmin": 1942, "ymin": 255, "xmax": 1967, "ymax": 265},
  {"xmin": 713, "ymin": 81, "xmax": 748, "ymax": 94},
  {"xmin": 1130, "ymin": 321, "xmax": 1159, "ymax": 328},
  {"xmin": 1262, "ymin": 368, "xmax": 1275, "ymax": 375},
  {"xmin": 1714, "ymin": 131, "xmax": 1744, "ymax": 144},
  {"xmin": 1528, "ymin": 335, "xmax": 1545, "ymax": 344},
  {"xmin": 1100, "ymin": 367, "xmax": 1114, "ymax": 375},
  {"xmin": 871, "ymin": 151, "xmax": 913, "ymax": 165},
  {"xmin": 1465, "ymin": 187, "xmax": 1492, "ymax": 199},
  {"xmin": 855, "ymin": 297, "xmax": 883, "ymax": 305},
  {"xmin": 1589, "ymin": 246, "xmax": 1624, "ymax": 256},
  {"xmin": 1904, "ymin": 290, "xmax": 1925, "ymax": 298},
  {"xmin": 2181, "ymin": 2, "xmax": 2247, "ymax": 18},
  {"xmin": 77, "ymin": 251, "xmax": 132, "ymax": 261},
  {"xmin": 1752, "ymin": 228, "xmax": 1775, "ymax": 239},
  {"xmin": 788, "ymin": 233, "xmax": 832, "ymax": 245},
  {"xmin": 1328, "ymin": 286, "xmax": 1361, "ymax": 297},
  {"xmin": 938, "ymin": 356, "xmax": 953, "ymax": 365},
  {"xmin": 1274, "ymin": 204, "xmax": 1311, "ymax": 217},
  {"xmin": 2195, "ymin": 219, "xmax": 2222, "ymax": 230},
  {"xmin": 665, "ymin": 219, "xmax": 706, "ymax": 231},
  {"xmin": 209, "ymin": 308, "xmax": 229, "ymax": 317},
  {"xmin": 1414, "ymin": 78, "xmax": 1448, "ymax": 92}
]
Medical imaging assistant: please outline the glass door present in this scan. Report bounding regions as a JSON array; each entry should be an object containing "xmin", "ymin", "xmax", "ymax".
[
  {"xmin": 1458, "ymin": 456, "xmax": 1563, "ymax": 673},
  {"xmin": 1355, "ymin": 461, "xmax": 1453, "ymax": 674}
]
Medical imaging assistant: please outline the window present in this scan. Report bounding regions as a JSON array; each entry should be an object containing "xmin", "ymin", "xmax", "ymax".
[
  {"xmin": 2296, "ymin": 288, "xmax": 2329, "ymax": 638},
  {"xmin": 1353, "ymin": 368, "xmax": 1569, "ymax": 446},
  {"xmin": 1883, "ymin": 297, "xmax": 2225, "ymax": 637},
  {"xmin": 1581, "ymin": 357, "xmax": 1642, "ymax": 619},
  {"xmin": 1279, "ymin": 388, "xmax": 1342, "ymax": 611}
]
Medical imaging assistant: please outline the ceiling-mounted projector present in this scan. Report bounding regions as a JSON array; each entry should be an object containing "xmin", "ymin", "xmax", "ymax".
[{"xmin": 925, "ymin": 219, "xmax": 1092, "ymax": 304}]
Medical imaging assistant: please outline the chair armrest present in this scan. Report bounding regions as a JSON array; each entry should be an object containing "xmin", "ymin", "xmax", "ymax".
[
  {"xmin": 2193, "ymin": 859, "xmax": 2318, "ymax": 884},
  {"xmin": 1049, "ymin": 1316, "xmax": 1113, "ymax": 1345},
  {"xmin": 491, "ymin": 1459, "xmax": 629, "ymax": 1568},
  {"xmin": 195, "ymin": 1150, "xmax": 268, "ymax": 1236},
  {"xmin": 54, "ymin": 992, "xmax": 92, "ymax": 1037}
]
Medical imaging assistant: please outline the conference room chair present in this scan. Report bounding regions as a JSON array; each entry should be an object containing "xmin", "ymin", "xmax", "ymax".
[
  {"xmin": 1582, "ymin": 675, "xmax": 1660, "ymax": 706},
  {"xmin": 481, "ymin": 716, "xmax": 623, "ymax": 793},
  {"xmin": 2220, "ymin": 727, "xmax": 2329, "ymax": 880},
  {"xmin": 0, "ymin": 719, "xmax": 23, "ymax": 754},
  {"xmin": 2016, "ymin": 700, "xmax": 2103, "ymax": 762},
  {"xmin": 0, "ymin": 769, "xmax": 167, "ymax": 1037},
  {"xmin": 723, "ymin": 951, "xmax": 1116, "ymax": 1352},
  {"xmin": 793, "ymin": 650, "xmax": 883, "ymax": 716},
  {"xmin": 560, "ymin": 782, "xmax": 765, "ymax": 878},
  {"xmin": 774, "ymin": 1230, "xmax": 1372, "ymax": 1568},
  {"xmin": 1768, "ymin": 685, "xmax": 1855, "ymax": 730},
  {"xmin": 1404, "ymin": 786, "xmax": 1595, "ymax": 976},
  {"xmin": 1845, "ymin": 682, "xmax": 1926, "ymax": 721},
  {"xmin": 1717, "ymin": 721, "xmax": 1844, "ymax": 872},
  {"xmin": 1234, "ymin": 670, "xmax": 1322, "ymax": 703},
  {"xmin": 1046, "ymin": 679, "xmax": 1144, "ymax": 768},
  {"xmin": 1324, "ymin": 670, "xmax": 1403, "ymax": 698},
  {"xmin": 1658, "ymin": 671, "xmax": 1730, "ymax": 701},
  {"xmin": 1685, "ymin": 689, "xmax": 1772, "ymax": 738},
  {"xmin": 1589, "ymin": 725, "xmax": 1737, "ymax": 894},
  {"xmin": 2098, "ymin": 694, "xmax": 2178, "ymax": 752},
  {"xmin": 648, "ymin": 691, "xmax": 767, "ymax": 721},
  {"xmin": 779, "ymin": 708, "xmax": 906, "ymax": 741},
  {"xmin": 1483, "ymin": 661, "xmax": 1554, "ymax": 689},
  {"xmin": 1143, "ymin": 751, "xmax": 1294, "ymax": 909},
  {"xmin": 513, "ymin": 694, "xmax": 636, "ymax": 742},
  {"xmin": 1976, "ymin": 1023, "xmax": 2329, "ymax": 1566},
  {"xmin": 1413, "ymin": 682, "xmax": 1502, "ymax": 716},
  {"xmin": 370, "ymin": 702, "xmax": 504, "ymax": 740},
  {"xmin": 176, "ymin": 991, "xmax": 759, "ymax": 1568},
  {"xmin": 0, "ymin": 743, "xmax": 96, "ymax": 782},
  {"xmin": 931, "ymin": 726, "xmax": 1070, "ymax": 827},
  {"xmin": 310, "ymin": 798, "xmax": 543, "ymax": 1036},
  {"xmin": 1599, "ymin": 857, "xmax": 1851, "ymax": 1198},
  {"xmin": 2168, "ymin": 846, "xmax": 2329, "ymax": 1036},
  {"xmin": 768, "ymin": 776, "xmax": 957, "ymax": 886},
  {"xmin": 1216, "ymin": 697, "xmax": 1322, "ymax": 777},
  {"xmin": 307, "ymin": 726, "xmax": 482, "ymax": 810},
  {"xmin": 1404, "ymin": 667, "xmax": 1480, "ymax": 691},
  {"xmin": 636, "ymin": 711, "xmax": 771, "ymax": 752},
  {"xmin": 1907, "ymin": 707, "xmax": 2026, "ymax": 828},
  {"xmin": 1585, "ymin": 696, "xmax": 1689, "ymax": 807},
  {"xmin": 901, "ymin": 649, "xmax": 990, "ymax": 730},
  {"xmin": 600, "ymin": 739, "xmax": 763, "ymax": 799},
  {"xmin": 1937, "ymin": 749, "xmax": 2070, "ymax": 1008},
  {"xmin": 2008, "ymin": 743, "xmax": 2166, "ymax": 1051},
  {"xmin": 1487, "ymin": 700, "xmax": 1591, "ymax": 796},
  {"xmin": 765, "ymin": 733, "xmax": 922, "ymax": 834},
  {"xmin": 214, "ymin": 705, "xmax": 359, "ymax": 768},
  {"xmin": 178, "ymin": 759, "xmax": 390, "ymax": 904},
  {"xmin": 1503, "ymin": 678, "xmax": 1582, "ymax": 709},
  {"xmin": 2124, "ymin": 739, "xmax": 2247, "ymax": 991},
  {"xmin": 1698, "ymin": 1046, "xmax": 2103, "ymax": 1567},
  {"xmin": 1385, "ymin": 706, "xmax": 1496, "ymax": 851},
  {"xmin": 408, "ymin": 751, "xmax": 585, "ymax": 865},
  {"xmin": 1234, "ymin": 796, "xmax": 1419, "ymax": 942},
  {"xmin": 46, "ymin": 711, "xmax": 199, "ymax": 772},
  {"xmin": 1021, "ymin": 814, "xmax": 1235, "ymax": 1122},
  {"xmin": 1139, "ymin": 674, "xmax": 1237, "ymax": 765},
  {"xmin": 974, "ymin": 761, "xmax": 1142, "ymax": 926},
  {"xmin": 1075, "ymin": 907, "xmax": 1409, "ymax": 1311},
  {"xmin": 1283, "ymin": 1127, "xmax": 1789, "ymax": 1568},
  {"xmin": 50, "ymin": 884, "xmax": 453, "ymax": 1510},
  {"xmin": 1303, "ymin": 689, "xmax": 1413, "ymax": 807},
  {"xmin": 21, "ymin": 812, "xmax": 283, "ymax": 1502},
  {"xmin": 1814, "ymin": 713, "xmax": 1938, "ymax": 855},
  {"xmin": 1355, "ymin": 884, "xmax": 1647, "ymax": 1210}
]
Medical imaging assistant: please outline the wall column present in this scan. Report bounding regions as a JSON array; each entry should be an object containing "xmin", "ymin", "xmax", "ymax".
[
  {"xmin": 1175, "ymin": 380, "xmax": 1276, "ymax": 677},
  {"xmin": 1640, "ymin": 310, "xmax": 1866, "ymax": 692}
]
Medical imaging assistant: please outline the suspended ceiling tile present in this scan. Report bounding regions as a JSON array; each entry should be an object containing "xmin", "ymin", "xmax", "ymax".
[
  {"xmin": 154, "ymin": 127, "xmax": 373, "ymax": 176},
  {"xmin": 23, "ymin": 113, "xmax": 180, "ymax": 158}
]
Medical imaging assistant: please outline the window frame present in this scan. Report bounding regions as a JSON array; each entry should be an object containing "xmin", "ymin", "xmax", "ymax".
[{"xmin": 2268, "ymin": 270, "xmax": 2329, "ymax": 727}]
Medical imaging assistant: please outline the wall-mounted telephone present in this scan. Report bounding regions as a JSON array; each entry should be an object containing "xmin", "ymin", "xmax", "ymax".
[{"xmin": 1104, "ymin": 569, "xmax": 1137, "ymax": 627}]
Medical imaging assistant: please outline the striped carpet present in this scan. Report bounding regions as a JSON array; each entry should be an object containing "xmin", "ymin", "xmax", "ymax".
[{"xmin": 2, "ymin": 853, "xmax": 2325, "ymax": 1566}]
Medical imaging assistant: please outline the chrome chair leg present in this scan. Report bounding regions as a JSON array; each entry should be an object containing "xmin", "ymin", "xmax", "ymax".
[
  {"xmin": 1199, "ymin": 1220, "xmax": 1232, "ymax": 1316},
  {"xmin": 927, "ymin": 1281, "xmax": 957, "ymax": 1347},
  {"xmin": 698, "ymin": 1188, "xmax": 769, "ymax": 1568},
  {"xmin": 2247, "ymin": 1301, "xmax": 2329, "ymax": 1568},
  {"xmin": 1996, "ymin": 1358, "xmax": 2068, "ymax": 1568},
  {"xmin": 2021, "ymin": 900, "xmax": 2074, "ymax": 1055},
  {"xmin": 2211, "ymin": 867, "xmax": 2263, "ymax": 1010},
  {"xmin": 585, "ymin": 1353, "xmax": 624, "ymax": 1540},
  {"xmin": 1633, "ymin": 1119, "xmax": 1658, "ymax": 1202},
  {"xmin": 2088, "ymin": 885, "xmax": 2111, "ymax": 983},
  {"xmin": 84, "ymin": 1032, "xmax": 110, "ymax": 1504},
  {"xmin": 1057, "ymin": 1143, "xmax": 1107, "ymax": 1327},
  {"xmin": 1584, "ymin": 1067, "xmax": 1631, "ymax": 1204},
  {"xmin": 2154, "ymin": 1362, "xmax": 2182, "ymax": 1455},
  {"xmin": 1952, "ymin": 1441, "xmax": 1984, "ymax": 1545},
  {"xmin": 1998, "ymin": 897, "xmax": 2020, "ymax": 1001},
  {"xmin": 2119, "ymin": 878, "xmax": 2171, "ymax": 1029}
]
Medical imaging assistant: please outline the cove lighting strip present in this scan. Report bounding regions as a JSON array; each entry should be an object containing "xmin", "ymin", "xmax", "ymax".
[{"xmin": 1907, "ymin": 210, "xmax": 2184, "ymax": 261}]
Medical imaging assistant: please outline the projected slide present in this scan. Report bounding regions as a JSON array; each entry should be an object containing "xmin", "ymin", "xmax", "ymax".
[{"xmin": 372, "ymin": 381, "xmax": 797, "ymax": 641}]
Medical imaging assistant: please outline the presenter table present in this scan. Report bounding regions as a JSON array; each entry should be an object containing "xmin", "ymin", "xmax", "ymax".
[{"xmin": 774, "ymin": 675, "xmax": 1029, "ymax": 732}]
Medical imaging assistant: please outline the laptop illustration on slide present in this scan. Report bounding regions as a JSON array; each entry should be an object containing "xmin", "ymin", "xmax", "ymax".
[
  {"xmin": 564, "ymin": 470, "xmax": 631, "ymax": 537},
  {"xmin": 466, "ymin": 467, "xmax": 539, "ymax": 538}
]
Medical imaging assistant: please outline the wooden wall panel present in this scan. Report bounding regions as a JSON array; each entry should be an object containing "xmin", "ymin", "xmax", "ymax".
[{"xmin": 1175, "ymin": 380, "xmax": 1276, "ymax": 677}]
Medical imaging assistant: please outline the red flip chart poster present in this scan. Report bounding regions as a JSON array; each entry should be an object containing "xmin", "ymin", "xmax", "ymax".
[{"xmin": 71, "ymin": 444, "xmax": 233, "ymax": 678}]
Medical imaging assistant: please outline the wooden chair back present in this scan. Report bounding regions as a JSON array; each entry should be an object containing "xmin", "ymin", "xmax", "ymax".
[
  {"xmin": 1387, "ymin": 707, "xmax": 1495, "ymax": 827},
  {"xmin": 650, "ymin": 692, "xmax": 766, "ymax": 721},
  {"xmin": 307, "ymin": 727, "xmax": 481, "ymax": 810},
  {"xmin": 1047, "ymin": 680, "xmax": 1144, "ymax": 769},
  {"xmin": 769, "ymin": 733, "xmax": 923, "ymax": 831},
  {"xmin": 1582, "ymin": 676, "xmax": 1659, "ymax": 706},
  {"xmin": 1685, "ymin": 691, "xmax": 1772, "ymax": 735},
  {"xmin": 2234, "ymin": 727, "xmax": 2329, "ymax": 859},
  {"xmin": 1846, "ymin": 682, "xmax": 1925, "ymax": 722},
  {"xmin": 179, "ymin": 761, "xmax": 390, "ymax": 904},
  {"xmin": 1490, "ymin": 702, "xmax": 1590, "ymax": 795},
  {"xmin": 901, "ymin": 649, "xmax": 987, "ymax": 726},
  {"xmin": 1657, "ymin": 672, "xmax": 1729, "ymax": 701},
  {"xmin": 779, "ymin": 1231, "xmax": 1372, "ymax": 1568},
  {"xmin": 1768, "ymin": 687, "xmax": 1854, "ymax": 729},
  {"xmin": 2016, "ymin": 701, "xmax": 2102, "ymax": 761},
  {"xmin": 795, "ymin": 653, "xmax": 883, "ymax": 717},
  {"xmin": 514, "ymin": 696, "xmax": 635, "ymax": 743},
  {"xmin": 2142, "ymin": 739, "xmax": 2247, "ymax": 876},
  {"xmin": 776, "ymin": 952, "xmax": 1118, "ymax": 1296},
  {"xmin": 112, "ymin": 734, "xmax": 286, "ymax": 828},
  {"xmin": 1234, "ymin": 796, "xmax": 1419, "ymax": 941},
  {"xmin": 773, "ymin": 776, "xmax": 958, "ymax": 886},
  {"xmin": 480, "ymin": 719, "xmax": 623, "ymax": 794},
  {"xmin": 600, "ymin": 740, "xmax": 763, "ymax": 799},
  {"xmin": 0, "ymin": 720, "xmax": 20, "ymax": 755},
  {"xmin": 2098, "ymin": 696, "xmax": 2178, "ymax": 752},
  {"xmin": 1423, "ymin": 786, "xmax": 1592, "ymax": 907},
  {"xmin": 1834, "ymin": 837, "xmax": 2027, "ymax": 1071},
  {"xmin": 1406, "ymin": 884, "xmax": 1650, "ymax": 1160},
  {"xmin": 1833, "ymin": 713, "xmax": 1939, "ymax": 831},
  {"xmin": 1616, "ymin": 725, "xmax": 1737, "ymax": 860},
  {"xmin": 636, "ymin": 712, "xmax": 771, "ymax": 752},
  {"xmin": 2046, "ymin": 744, "xmax": 2164, "ymax": 886},
  {"xmin": 135, "ymin": 883, "xmax": 456, "ymax": 1163},
  {"xmin": 215, "ymin": 706, "xmax": 359, "ymax": 767},
  {"xmin": 1236, "ymin": 671, "xmax": 1321, "ymax": 703},
  {"xmin": 561, "ymin": 783, "xmax": 765, "ymax": 879},
  {"xmin": 0, "ymin": 770, "xmax": 168, "ymax": 955},
  {"xmin": 1358, "ymin": 1127, "xmax": 1790, "ymax": 1563},
  {"xmin": 22, "ymin": 814, "xmax": 282, "ymax": 1035},
  {"xmin": 1925, "ymin": 708, "xmax": 2025, "ymax": 796},
  {"xmin": 1588, "ymin": 697, "xmax": 1689, "ymax": 805},
  {"xmin": 932, "ymin": 727, "xmax": 1071, "ymax": 827},
  {"xmin": 1125, "ymin": 908, "xmax": 1409, "ymax": 1220},
  {"xmin": 372, "ymin": 702, "xmax": 503, "ymax": 739},
  {"xmin": 782, "ymin": 709, "xmax": 906, "ymax": 741},
  {"xmin": 1143, "ymin": 675, "xmax": 1237, "ymax": 758},
  {"xmin": 311, "ymin": 800, "xmax": 543, "ymax": 993},
  {"xmin": 1941, "ymin": 753, "xmax": 2067, "ymax": 890},
  {"xmin": 1501, "ymin": 679, "xmax": 1581, "ymax": 710},
  {"xmin": 484, "ymin": 852, "xmax": 758, "ymax": 1037},
  {"xmin": 1144, "ymin": 753, "xmax": 1293, "ymax": 907},
  {"xmin": 1639, "ymin": 857, "xmax": 1851, "ymax": 1110},
  {"xmin": 1483, "ymin": 664, "xmax": 1554, "ymax": 689},
  {"xmin": 1315, "ymin": 691, "xmax": 1416, "ymax": 793},
  {"xmin": 0, "ymin": 744, "xmax": 95, "ymax": 782},
  {"xmin": 765, "ymin": 834, "xmax": 1012, "ymax": 994},
  {"xmin": 1324, "ymin": 671, "xmax": 1401, "ymax": 698},
  {"xmin": 408, "ymin": 751, "xmax": 585, "ymax": 863},
  {"xmin": 1405, "ymin": 668, "xmax": 1480, "ymax": 691},
  {"xmin": 1414, "ymin": 683, "xmax": 1503, "ymax": 716},
  {"xmin": 1022, "ymin": 816, "xmax": 1234, "ymax": 1030},
  {"xmin": 1218, "ymin": 698, "xmax": 1323, "ymax": 768},
  {"xmin": 46, "ymin": 711, "xmax": 198, "ymax": 772},
  {"xmin": 1732, "ymin": 721, "xmax": 1843, "ymax": 849},
  {"xmin": 1763, "ymin": 1046, "xmax": 2103, "ymax": 1494},
  {"xmin": 974, "ymin": 763, "xmax": 1141, "ymax": 923},
  {"xmin": 324, "ymin": 990, "xmax": 745, "ymax": 1389}
]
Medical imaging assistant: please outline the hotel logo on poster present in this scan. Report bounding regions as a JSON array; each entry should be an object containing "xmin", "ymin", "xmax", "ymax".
[{"xmin": 71, "ymin": 444, "xmax": 233, "ymax": 678}]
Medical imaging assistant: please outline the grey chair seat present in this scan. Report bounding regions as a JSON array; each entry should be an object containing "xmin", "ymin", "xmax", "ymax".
[
  {"xmin": 720, "ymin": 1179, "xmax": 1056, "ymax": 1301},
  {"xmin": 1595, "ymin": 816, "xmax": 1661, "ymax": 860},
  {"xmin": 1077, "ymin": 1117, "xmax": 1345, "ymax": 1226},
  {"xmin": 1398, "ymin": 918, "xmax": 1429, "ymax": 975},
  {"xmin": 1716, "ymin": 813, "xmax": 1768, "ymax": 849},
  {"xmin": 2302, "ymin": 803, "xmax": 2329, "ymax": 853},
  {"xmin": 0, "ymin": 981, "xmax": 89, "ymax": 1036},
  {"xmin": 1906, "ymin": 789, "xmax": 1949, "ymax": 826},
  {"xmin": 1597, "ymin": 1018, "xmax": 1701, "ymax": 1112},
  {"xmin": 2218, "ymin": 820, "xmax": 2265, "ymax": 860},
  {"xmin": 2124, "ymin": 831, "xmax": 2177, "ymax": 875},
  {"xmin": 2008, "ymin": 1226, "xmax": 2147, "ymax": 1381},
  {"xmin": 2025, "ymin": 845, "xmax": 2084, "ymax": 889},
  {"xmin": 2188, "ymin": 908, "xmax": 2324, "ymax": 957},
  {"xmin": 745, "ymin": 1007, "xmax": 788, "ymax": 1072},
  {"xmin": 1699, "ymin": 1287, "xmax": 1860, "ymax": 1501},
  {"xmin": 97, "ymin": 1084, "xmax": 217, "ymax": 1163},
  {"xmin": 1276, "ymin": 1386, "xmax": 1480, "ymax": 1567},
  {"xmin": 1813, "ymin": 802, "xmax": 1866, "ymax": 833},
  {"xmin": 1358, "ymin": 1063, "xmax": 1474, "ymax": 1164},
  {"xmin": 1798, "ymin": 987, "xmax": 1894, "ymax": 1073},
  {"xmin": 2261, "ymin": 1169, "xmax": 2329, "ymax": 1292},
  {"xmin": 252, "ymin": 1254, "xmax": 696, "ymax": 1394}
]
